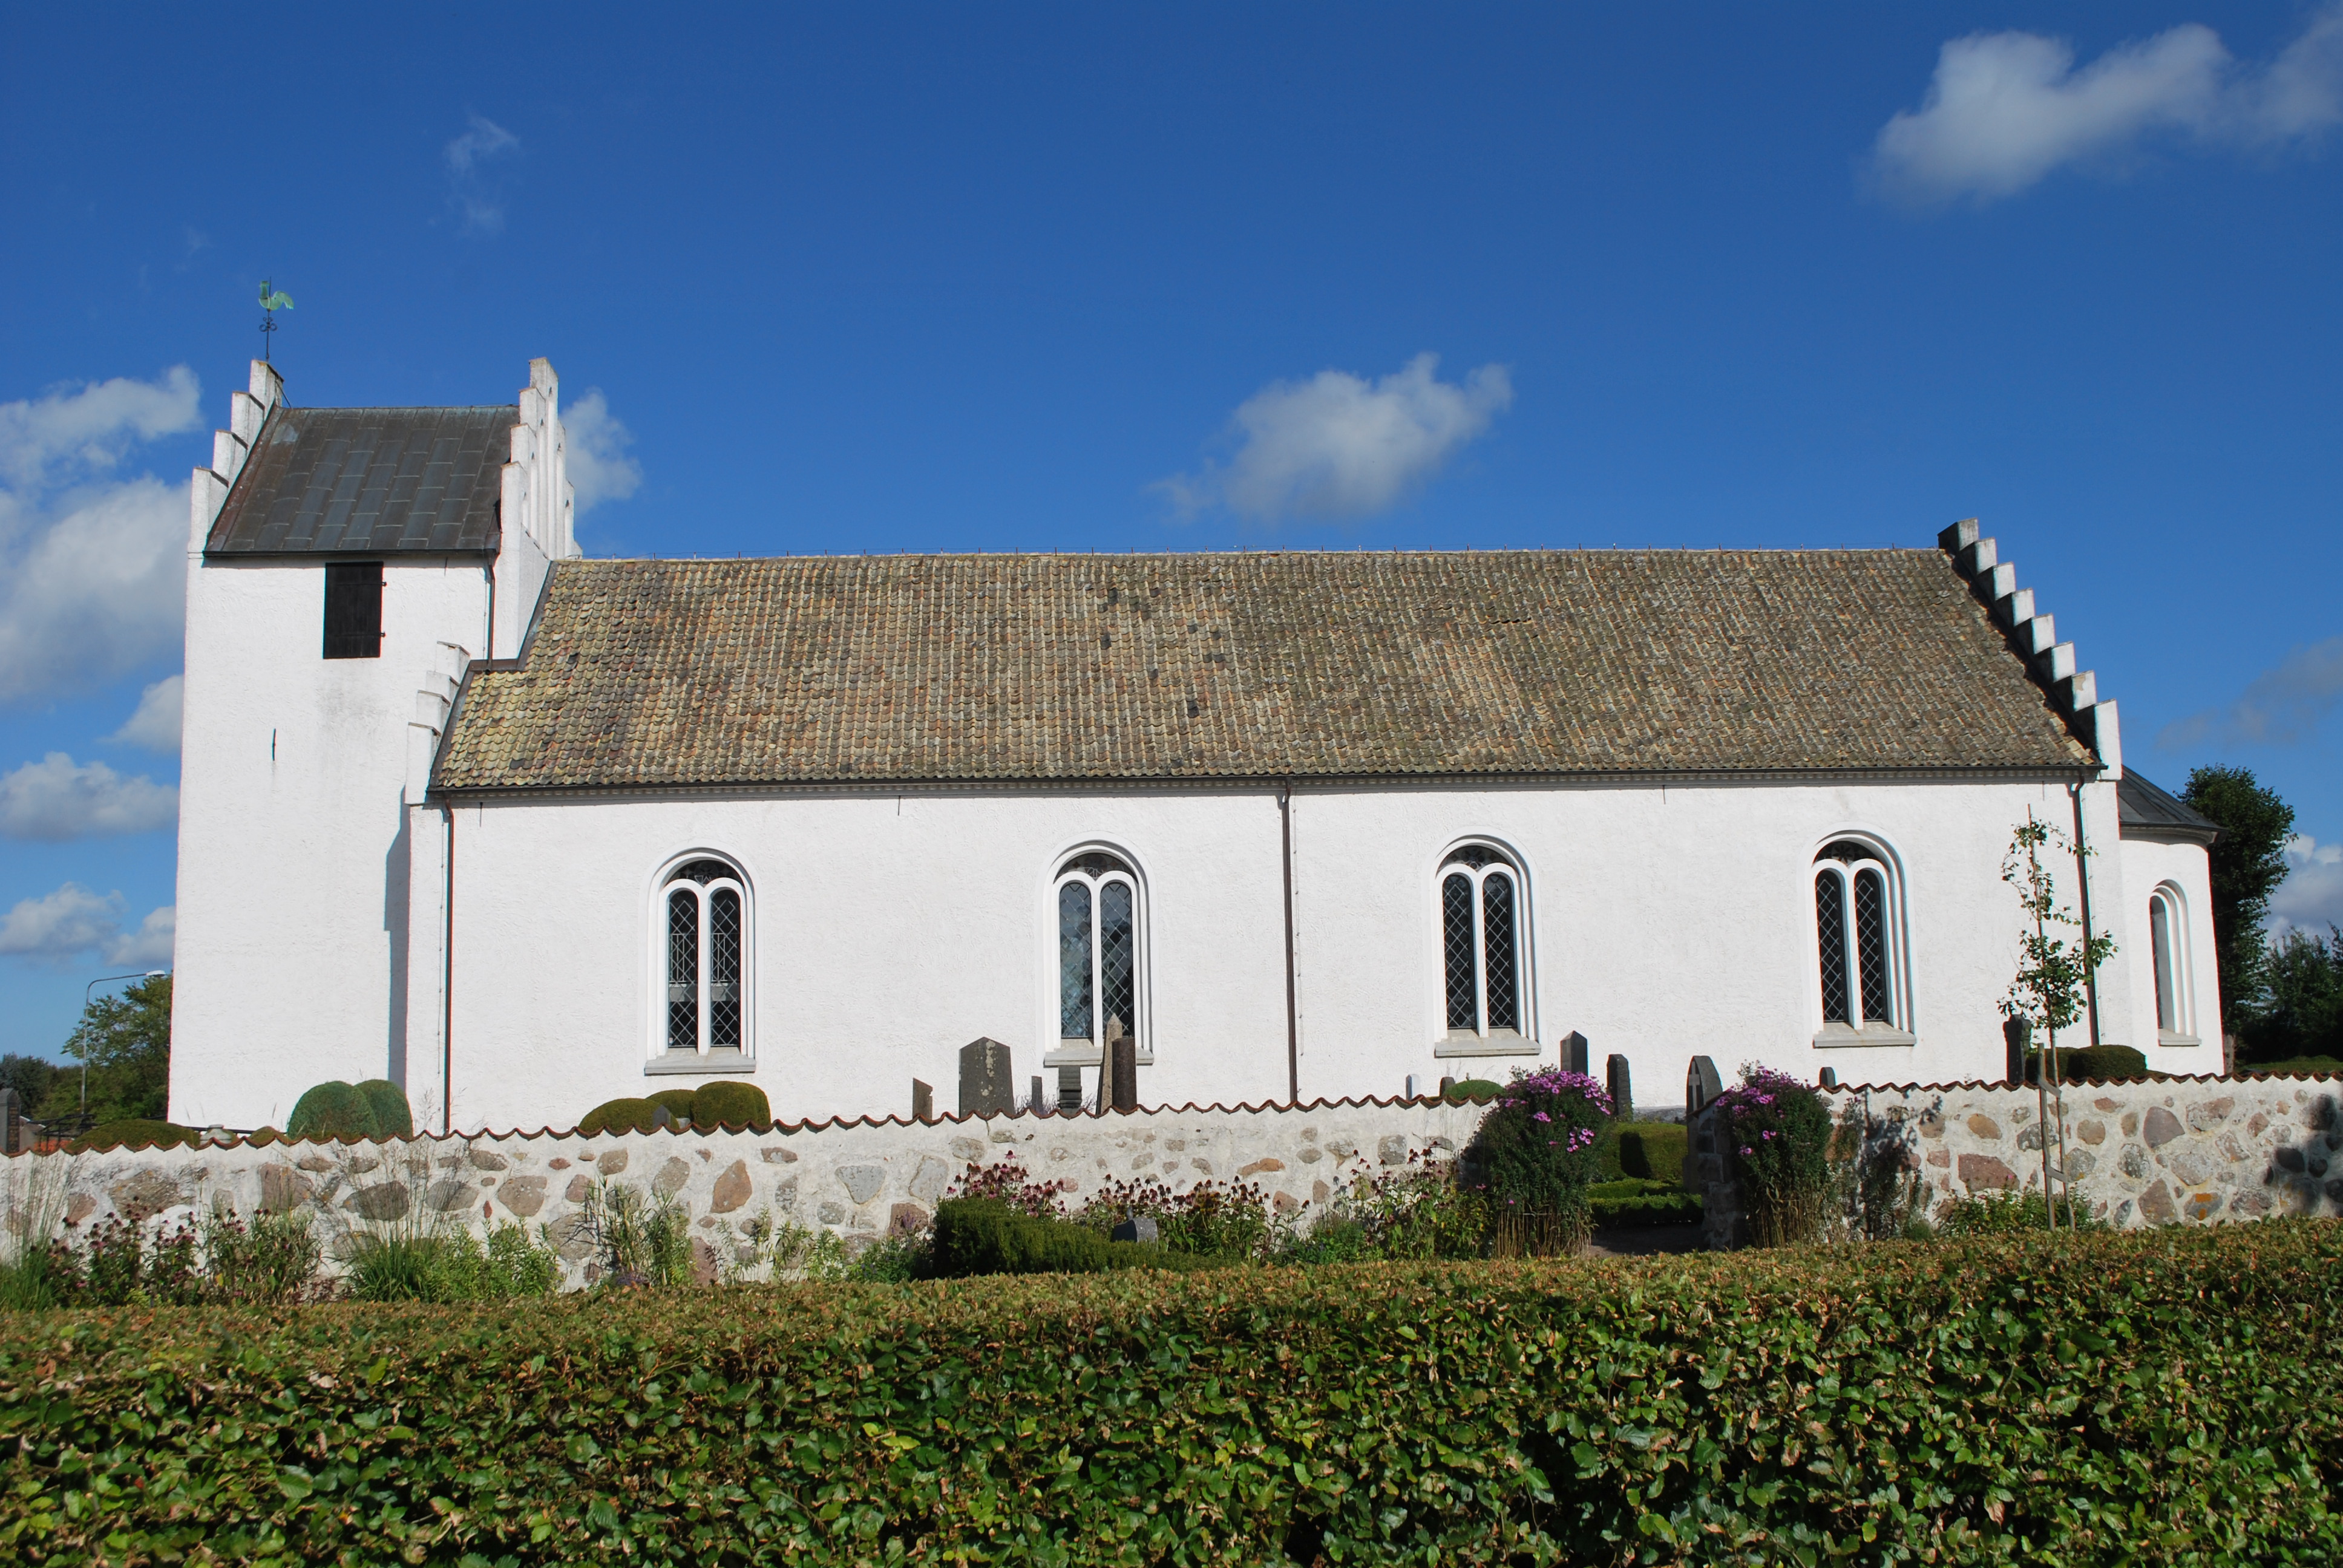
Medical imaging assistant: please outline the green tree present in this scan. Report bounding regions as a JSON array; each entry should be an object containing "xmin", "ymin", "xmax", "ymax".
[
  {"xmin": 0, "ymin": 1053, "xmax": 58, "ymax": 1114},
  {"xmin": 45, "ymin": 974, "xmax": 172, "ymax": 1123},
  {"xmin": 2180, "ymin": 765, "xmax": 2295, "ymax": 1030},
  {"xmin": 2251, "ymin": 926, "xmax": 2343, "ymax": 1063},
  {"xmin": 2000, "ymin": 813, "xmax": 2115, "ymax": 1230}
]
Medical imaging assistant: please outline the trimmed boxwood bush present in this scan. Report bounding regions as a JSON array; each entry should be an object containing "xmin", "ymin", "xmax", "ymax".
[
  {"xmin": 2027, "ymin": 1043, "xmax": 2154, "ymax": 1083},
  {"xmin": 0, "ymin": 1224, "xmax": 2335, "ymax": 1563},
  {"xmin": 1441, "ymin": 1077, "xmax": 1502, "ymax": 1102},
  {"xmin": 691, "ymin": 1080, "xmax": 768, "ymax": 1128},
  {"xmin": 1587, "ymin": 1177, "xmax": 1703, "ymax": 1227},
  {"xmin": 578, "ymin": 1082, "xmax": 768, "ymax": 1136},
  {"xmin": 286, "ymin": 1079, "xmax": 411, "ymax": 1143},
  {"xmin": 1597, "ymin": 1119, "xmax": 1687, "ymax": 1184},
  {"xmin": 64, "ymin": 1119, "xmax": 201, "ymax": 1153}
]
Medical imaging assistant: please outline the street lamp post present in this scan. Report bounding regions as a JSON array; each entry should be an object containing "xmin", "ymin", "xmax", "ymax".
[{"xmin": 78, "ymin": 970, "xmax": 169, "ymax": 1116}]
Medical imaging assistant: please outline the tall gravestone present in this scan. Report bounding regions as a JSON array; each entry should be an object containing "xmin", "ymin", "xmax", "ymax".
[
  {"xmin": 1108, "ymin": 1037, "xmax": 1138, "ymax": 1114},
  {"xmin": 911, "ymin": 1079, "xmax": 934, "ymax": 1123},
  {"xmin": 0, "ymin": 1086, "xmax": 18, "ymax": 1155},
  {"xmin": 1561, "ymin": 1030, "xmax": 1589, "ymax": 1077},
  {"xmin": 958, "ymin": 1037, "xmax": 1014, "ymax": 1117},
  {"xmin": 1605, "ymin": 1054, "xmax": 1632, "ymax": 1120},
  {"xmin": 1685, "ymin": 1056, "xmax": 1723, "ymax": 1120},
  {"xmin": 2002, "ymin": 1017, "xmax": 2031, "ymax": 1086},
  {"xmin": 1030, "ymin": 1075, "xmax": 1047, "ymax": 1117},
  {"xmin": 1057, "ymin": 1066, "xmax": 1084, "ymax": 1114}
]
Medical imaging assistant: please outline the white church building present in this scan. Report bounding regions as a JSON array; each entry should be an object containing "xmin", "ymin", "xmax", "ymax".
[{"xmin": 167, "ymin": 359, "xmax": 2222, "ymax": 1134}]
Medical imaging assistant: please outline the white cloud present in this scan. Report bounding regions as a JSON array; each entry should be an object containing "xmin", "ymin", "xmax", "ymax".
[
  {"xmin": 106, "ymin": 904, "xmax": 175, "ymax": 967},
  {"xmin": 0, "ymin": 367, "xmax": 202, "ymax": 705},
  {"xmin": 0, "ymin": 753, "xmax": 178, "ymax": 840},
  {"xmin": 563, "ymin": 391, "xmax": 642, "ymax": 514},
  {"xmin": 2157, "ymin": 635, "xmax": 2343, "ymax": 750},
  {"xmin": 1872, "ymin": 4, "xmax": 2343, "ymax": 205},
  {"xmin": 444, "ymin": 114, "xmax": 520, "ymax": 234},
  {"xmin": 0, "ymin": 883, "xmax": 171, "ymax": 965},
  {"xmin": 0, "ymin": 366, "xmax": 200, "ymax": 491},
  {"xmin": 1161, "ymin": 353, "xmax": 1513, "ymax": 522},
  {"xmin": 109, "ymin": 674, "xmax": 183, "ymax": 752},
  {"xmin": 2270, "ymin": 834, "xmax": 2343, "ymax": 935}
]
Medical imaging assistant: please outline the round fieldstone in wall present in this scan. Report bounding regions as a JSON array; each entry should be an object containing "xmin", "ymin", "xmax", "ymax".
[
  {"xmin": 652, "ymin": 1157, "xmax": 692, "ymax": 1198},
  {"xmin": 710, "ymin": 1160, "xmax": 752, "ymax": 1214},
  {"xmin": 2143, "ymin": 1107, "xmax": 2184, "ymax": 1148},
  {"xmin": 597, "ymin": 1149, "xmax": 629, "ymax": 1175},
  {"xmin": 498, "ymin": 1175, "xmax": 548, "ymax": 1217}
]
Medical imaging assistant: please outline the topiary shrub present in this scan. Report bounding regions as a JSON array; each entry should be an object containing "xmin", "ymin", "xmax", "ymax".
[
  {"xmin": 578, "ymin": 1097, "xmax": 678, "ymax": 1137},
  {"xmin": 2026, "ymin": 1044, "xmax": 2152, "ymax": 1083},
  {"xmin": 692, "ymin": 1080, "xmax": 769, "ymax": 1128},
  {"xmin": 355, "ymin": 1079, "xmax": 413, "ymax": 1138},
  {"xmin": 1443, "ymin": 1078, "xmax": 1502, "ymax": 1103},
  {"xmin": 1598, "ymin": 1120, "xmax": 1688, "ymax": 1184},
  {"xmin": 67, "ymin": 1119, "xmax": 202, "ymax": 1152},
  {"xmin": 646, "ymin": 1088, "xmax": 700, "ymax": 1123},
  {"xmin": 1467, "ymin": 1066, "xmax": 1613, "ymax": 1255},
  {"xmin": 1712, "ymin": 1064, "xmax": 1834, "ymax": 1246},
  {"xmin": 287, "ymin": 1080, "xmax": 410, "ymax": 1143},
  {"xmin": 1588, "ymin": 1177, "xmax": 1703, "ymax": 1228}
]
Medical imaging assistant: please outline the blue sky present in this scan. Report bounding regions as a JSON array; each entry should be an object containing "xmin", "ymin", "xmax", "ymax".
[{"xmin": 1, "ymin": 3, "xmax": 2338, "ymax": 1060}]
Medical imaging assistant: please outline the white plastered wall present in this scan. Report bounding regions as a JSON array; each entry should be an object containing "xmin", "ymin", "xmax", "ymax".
[
  {"xmin": 374, "ymin": 771, "xmax": 2140, "ymax": 1136},
  {"xmin": 2115, "ymin": 834, "xmax": 2223, "ymax": 1071},
  {"xmin": 169, "ymin": 558, "xmax": 486, "ymax": 1128}
]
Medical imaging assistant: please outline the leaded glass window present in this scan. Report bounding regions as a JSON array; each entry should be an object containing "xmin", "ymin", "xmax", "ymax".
[
  {"xmin": 2149, "ymin": 886, "xmax": 2191, "ymax": 1037},
  {"xmin": 1441, "ymin": 847, "xmax": 1525, "ymax": 1037},
  {"xmin": 1814, "ymin": 842, "xmax": 1899, "ymax": 1030},
  {"xmin": 657, "ymin": 856, "xmax": 750, "ymax": 1057},
  {"xmin": 1056, "ymin": 851, "xmax": 1142, "ymax": 1058}
]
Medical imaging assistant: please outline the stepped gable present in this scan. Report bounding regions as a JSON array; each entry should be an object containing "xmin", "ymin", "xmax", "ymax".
[{"xmin": 434, "ymin": 547, "xmax": 2099, "ymax": 791}]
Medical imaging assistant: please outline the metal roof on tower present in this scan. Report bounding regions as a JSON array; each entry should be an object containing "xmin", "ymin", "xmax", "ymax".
[{"xmin": 204, "ymin": 404, "xmax": 513, "ymax": 556}]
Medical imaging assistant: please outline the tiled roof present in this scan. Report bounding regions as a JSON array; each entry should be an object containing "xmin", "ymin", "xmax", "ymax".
[
  {"xmin": 434, "ymin": 549, "xmax": 2098, "ymax": 791},
  {"xmin": 206, "ymin": 405, "xmax": 511, "ymax": 555},
  {"xmin": 2117, "ymin": 770, "xmax": 2220, "ymax": 844}
]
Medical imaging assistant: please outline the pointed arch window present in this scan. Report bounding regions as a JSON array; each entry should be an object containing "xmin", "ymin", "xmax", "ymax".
[
  {"xmin": 2148, "ymin": 883, "xmax": 2197, "ymax": 1044},
  {"xmin": 1438, "ymin": 844, "xmax": 1532, "ymax": 1050},
  {"xmin": 655, "ymin": 857, "xmax": 751, "ymax": 1061},
  {"xmin": 1814, "ymin": 840, "xmax": 1909, "ymax": 1041},
  {"xmin": 1056, "ymin": 851, "xmax": 1143, "ymax": 1060}
]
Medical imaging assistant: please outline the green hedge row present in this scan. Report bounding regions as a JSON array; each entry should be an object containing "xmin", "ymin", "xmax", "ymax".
[
  {"xmin": 2, "ymin": 1223, "xmax": 2338, "ymax": 1564},
  {"xmin": 931, "ymin": 1198, "xmax": 1225, "ymax": 1275}
]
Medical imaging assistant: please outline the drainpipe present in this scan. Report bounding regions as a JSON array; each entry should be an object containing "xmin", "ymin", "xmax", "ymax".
[
  {"xmin": 1279, "ymin": 777, "xmax": 1299, "ymax": 1106},
  {"xmin": 441, "ymin": 800, "xmax": 456, "ymax": 1135},
  {"xmin": 2068, "ymin": 782, "xmax": 2102, "ymax": 1050}
]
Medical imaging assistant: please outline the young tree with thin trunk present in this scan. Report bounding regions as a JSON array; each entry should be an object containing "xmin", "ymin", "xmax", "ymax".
[{"xmin": 2000, "ymin": 813, "xmax": 2115, "ymax": 1230}]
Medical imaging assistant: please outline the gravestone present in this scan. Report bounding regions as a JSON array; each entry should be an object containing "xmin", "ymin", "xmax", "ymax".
[
  {"xmin": 1109, "ymin": 1036, "xmax": 1138, "ymax": 1113},
  {"xmin": 1031, "ymin": 1075, "xmax": 1047, "ymax": 1116},
  {"xmin": 1685, "ymin": 1056, "xmax": 1723, "ymax": 1119},
  {"xmin": 2002, "ymin": 1017, "xmax": 2031, "ymax": 1085},
  {"xmin": 1562, "ymin": 1030, "xmax": 1589, "ymax": 1076},
  {"xmin": 958, "ymin": 1037, "xmax": 1014, "ymax": 1117},
  {"xmin": 911, "ymin": 1079, "xmax": 933, "ymax": 1123},
  {"xmin": 1057, "ymin": 1065, "xmax": 1083, "ymax": 1114},
  {"xmin": 1818, "ymin": 1067, "xmax": 1839, "ymax": 1089},
  {"xmin": 1440, "ymin": 1075, "xmax": 1457, "ymax": 1098},
  {"xmin": 1112, "ymin": 1215, "xmax": 1159, "ymax": 1244},
  {"xmin": 1605, "ymin": 1054, "xmax": 1632, "ymax": 1121},
  {"xmin": 0, "ymin": 1087, "xmax": 18, "ymax": 1155}
]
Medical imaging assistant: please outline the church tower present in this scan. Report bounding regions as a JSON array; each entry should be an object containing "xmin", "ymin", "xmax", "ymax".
[{"xmin": 168, "ymin": 359, "xmax": 575, "ymax": 1130}]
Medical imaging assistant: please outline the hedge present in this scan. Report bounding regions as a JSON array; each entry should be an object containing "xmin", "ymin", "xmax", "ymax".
[
  {"xmin": 2, "ymin": 1223, "xmax": 2338, "ymax": 1564},
  {"xmin": 931, "ymin": 1198, "xmax": 1226, "ymax": 1276}
]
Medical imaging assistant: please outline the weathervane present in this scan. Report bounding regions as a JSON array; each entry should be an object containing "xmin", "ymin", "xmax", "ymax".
[{"xmin": 257, "ymin": 279, "xmax": 293, "ymax": 361}]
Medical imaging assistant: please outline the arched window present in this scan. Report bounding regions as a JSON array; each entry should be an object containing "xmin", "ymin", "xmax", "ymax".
[
  {"xmin": 1056, "ymin": 851, "xmax": 1142, "ymax": 1058},
  {"xmin": 2149, "ymin": 883, "xmax": 2195, "ymax": 1042},
  {"xmin": 1440, "ymin": 844, "xmax": 1526, "ymax": 1041},
  {"xmin": 1814, "ymin": 840, "xmax": 1904, "ymax": 1034},
  {"xmin": 657, "ymin": 857, "xmax": 750, "ymax": 1059}
]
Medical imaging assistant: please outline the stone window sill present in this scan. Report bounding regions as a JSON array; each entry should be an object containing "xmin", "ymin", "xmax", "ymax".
[
  {"xmin": 1043, "ymin": 1042, "xmax": 1153, "ymax": 1068},
  {"xmin": 1811, "ymin": 1024, "xmax": 1916, "ymax": 1050},
  {"xmin": 2157, "ymin": 1031, "xmax": 2202, "ymax": 1048},
  {"xmin": 646, "ymin": 1049, "xmax": 756, "ymax": 1076},
  {"xmin": 1434, "ymin": 1030, "xmax": 1539, "ymax": 1059}
]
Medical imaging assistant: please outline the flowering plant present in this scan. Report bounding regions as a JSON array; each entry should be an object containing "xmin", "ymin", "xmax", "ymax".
[
  {"xmin": 1466, "ymin": 1066, "xmax": 1613, "ymax": 1254},
  {"xmin": 1709, "ymin": 1064, "xmax": 1833, "ymax": 1245}
]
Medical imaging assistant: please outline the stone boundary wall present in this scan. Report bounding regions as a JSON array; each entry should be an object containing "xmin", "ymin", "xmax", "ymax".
[
  {"xmin": 0, "ymin": 1099, "xmax": 1489, "ymax": 1290},
  {"xmin": 1691, "ymin": 1074, "xmax": 2343, "ymax": 1249}
]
